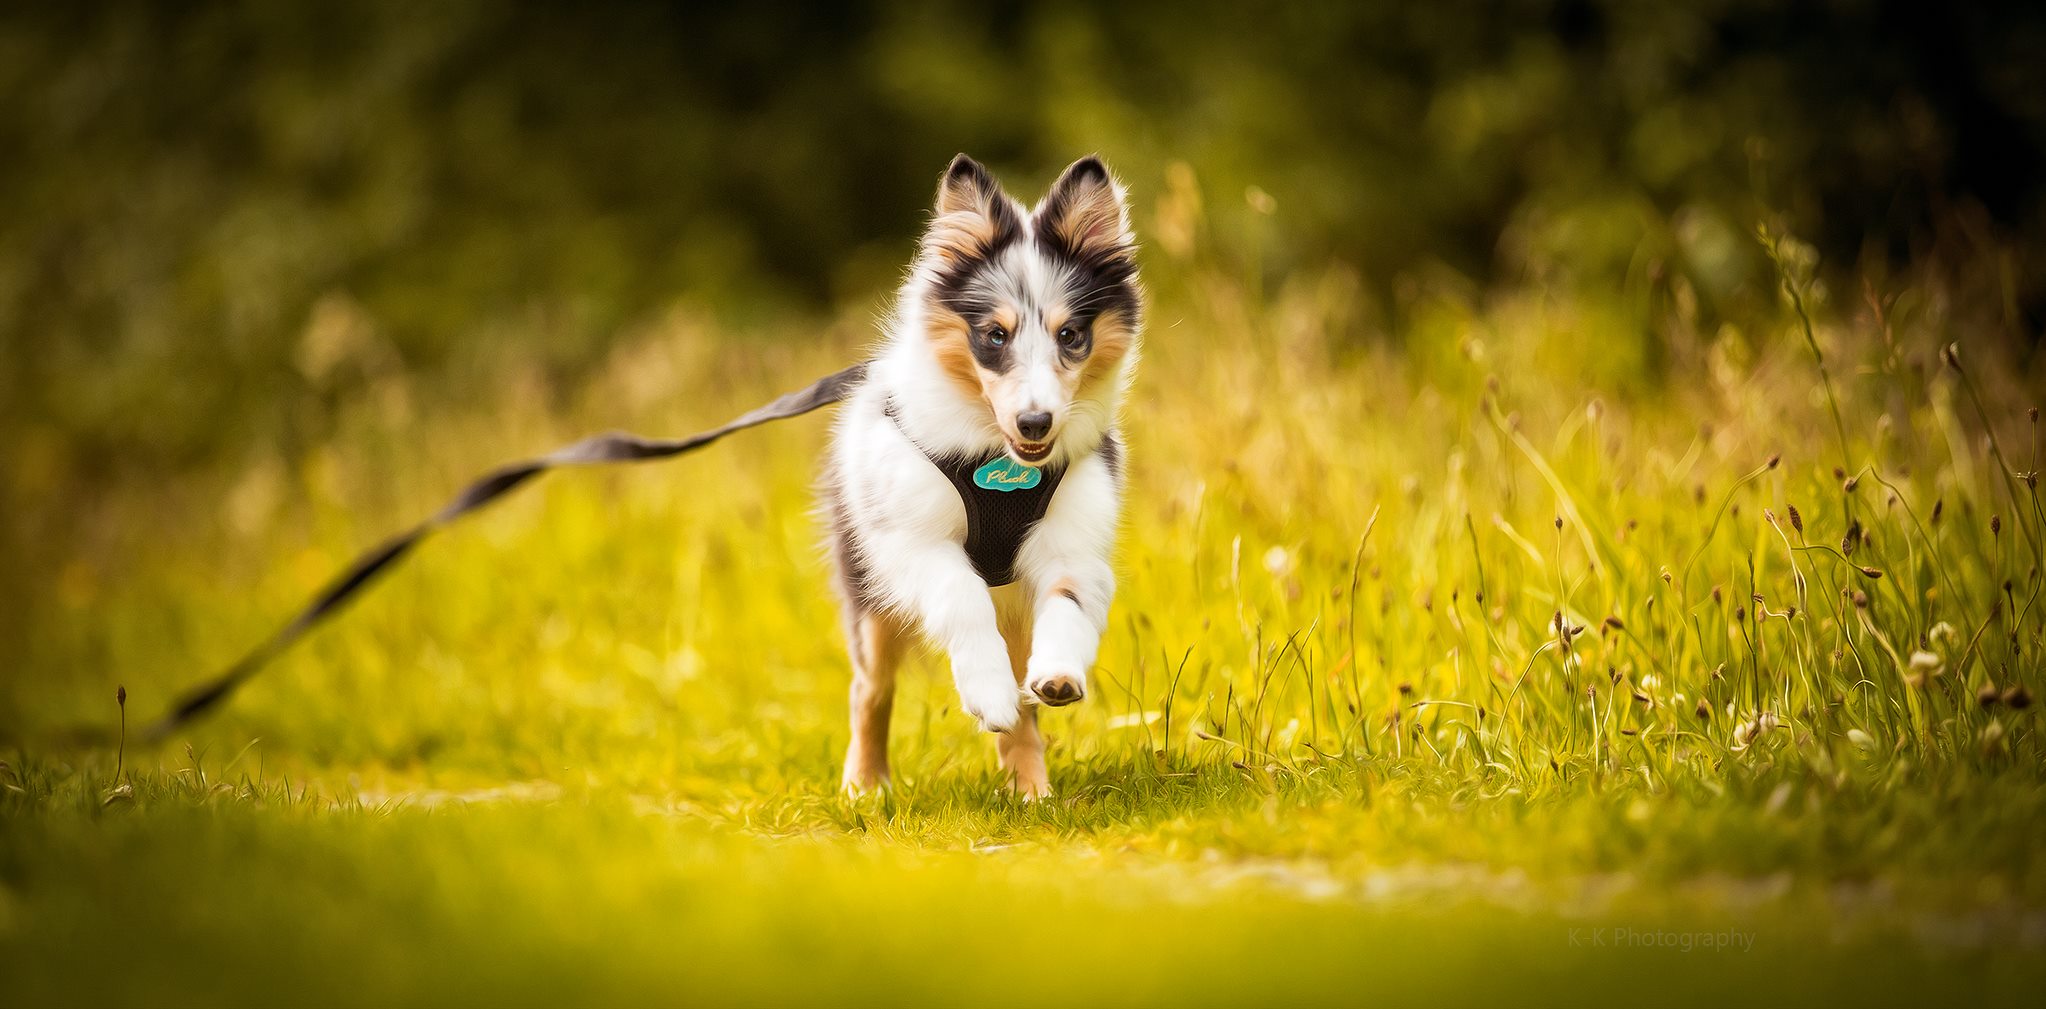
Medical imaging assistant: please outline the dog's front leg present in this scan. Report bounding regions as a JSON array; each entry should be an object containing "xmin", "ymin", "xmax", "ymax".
[
  {"xmin": 1018, "ymin": 453, "xmax": 1120, "ymax": 709},
  {"xmin": 1024, "ymin": 558, "xmax": 1111, "ymax": 708},
  {"xmin": 884, "ymin": 540, "xmax": 1022, "ymax": 733}
]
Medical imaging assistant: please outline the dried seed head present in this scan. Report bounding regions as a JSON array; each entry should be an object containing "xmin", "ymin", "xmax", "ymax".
[
  {"xmin": 1842, "ymin": 519, "xmax": 1863, "ymax": 556},
  {"xmin": 1833, "ymin": 467, "xmax": 1846, "ymax": 480},
  {"xmin": 1931, "ymin": 498, "xmax": 1944, "ymax": 524},
  {"xmin": 1712, "ymin": 585, "xmax": 1723, "ymax": 604},
  {"xmin": 1694, "ymin": 698, "xmax": 1711, "ymax": 721},
  {"xmin": 1941, "ymin": 342, "xmax": 1960, "ymax": 371},
  {"xmin": 1767, "ymin": 453, "xmax": 1781, "ymax": 470},
  {"xmin": 1982, "ymin": 719, "xmax": 2009, "ymax": 757},
  {"xmin": 116, "ymin": 685, "xmax": 127, "ymax": 706},
  {"xmin": 1731, "ymin": 710, "xmax": 1782, "ymax": 751},
  {"xmin": 1603, "ymin": 615, "xmax": 1625, "ymax": 632},
  {"xmin": 1978, "ymin": 685, "xmax": 2002, "ymax": 709},
  {"xmin": 1554, "ymin": 515, "xmax": 1563, "ymax": 530},
  {"xmin": 1992, "ymin": 514, "xmax": 2002, "ymax": 537},
  {"xmin": 2005, "ymin": 686, "xmax": 2033, "ymax": 710},
  {"xmin": 1788, "ymin": 505, "xmax": 1804, "ymax": 534},
  {"xmin": 1843, "ymin": 475, "xmax": 1859, "ymax": 493},
  {"xmin": 1397, "ymin": 681, "xmax": 1413, "ymax": 695},
  {"xmin": 2031, "ymin": 407, "xmax": 2040, "ymax": 423},
  {"xmin": 1859, "ymin": 566, "xmax": 1883, "ymax": 580},
  {"xmin": 1853, "ymin": 590, "xmax": 1869, "ymax": 608}
]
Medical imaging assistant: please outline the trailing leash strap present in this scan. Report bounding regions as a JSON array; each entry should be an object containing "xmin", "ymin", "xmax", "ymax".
[{"xmin": 144, "ymin": 362, "xmax": 868, "ymax": 741}]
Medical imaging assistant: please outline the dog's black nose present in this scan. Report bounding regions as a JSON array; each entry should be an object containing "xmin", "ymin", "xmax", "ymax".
[{"xmin": 1016, "ymin": 411, "xmax": 1053, "ymax": 441}]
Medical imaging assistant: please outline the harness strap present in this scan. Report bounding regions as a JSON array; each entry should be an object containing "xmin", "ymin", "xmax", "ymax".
[{"xmin": 144, "ymin": 362, "xmax": 868, "ymax": 741}]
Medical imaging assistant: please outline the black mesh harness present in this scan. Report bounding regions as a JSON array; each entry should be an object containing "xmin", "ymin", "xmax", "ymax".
[{"xmin": 885, "ymin": 401, "xmax": 1068, "ymax": 587}]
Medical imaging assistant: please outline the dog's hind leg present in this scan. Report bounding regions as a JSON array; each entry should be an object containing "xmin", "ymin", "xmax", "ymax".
[
  {"xmin": 842, "ymin": 607, "xmax": 908, "ymax": 794},
  {"xmin": 992, "ymin": 585, "xmax": 1051, "ymax": 799}
]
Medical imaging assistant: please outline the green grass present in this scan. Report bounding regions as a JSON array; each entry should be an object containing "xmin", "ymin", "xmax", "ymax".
[{"xmin": 5, "ymin": 230, "xmax": 2045, "ymax": 1005}]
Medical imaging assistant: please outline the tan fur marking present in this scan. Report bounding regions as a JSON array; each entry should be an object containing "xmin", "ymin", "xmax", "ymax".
[
  {"xmin": 924, "ymin": 209, "xmax": 995, "ymax": 266},
  {"xmin": 1076, "ymin": 307, "xmax": 1135, "ymax": 397},
  {"xmin": 937, "ymin": 175, "xmax": 988, "ymax": 218},
  {"xmin": 995, "ymin": 596, "xmax": 1050, "ymax": 797},
  {"xmin": 1047, "ymin": 577, "xmax": 1081, "ymax": 607},
  {"xmin": 1053, "ymin": 191, "xmax": 1124, "ymax": 253},
  {"xmin": 923, "ymin": 311, "xmax": 989, "ymax": 404},
  {"xmin": 843, "ymin": 610, "xmax": 909, "ymax": 793}
]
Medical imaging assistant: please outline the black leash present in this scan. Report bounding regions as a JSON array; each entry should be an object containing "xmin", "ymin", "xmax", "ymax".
[{"xmin": 141, "ymin": 362, "xmax": 868, "ymax": 742}]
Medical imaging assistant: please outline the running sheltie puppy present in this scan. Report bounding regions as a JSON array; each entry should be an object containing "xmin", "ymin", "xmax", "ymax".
[{"xmin": 824, "ymin": 154, "xmax": 1141, "ymax": 797}]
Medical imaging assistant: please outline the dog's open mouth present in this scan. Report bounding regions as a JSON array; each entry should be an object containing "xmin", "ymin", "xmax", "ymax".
[{"xmin": 1009, "ymin": 440, "xmax": 1054, "ymax": 465}]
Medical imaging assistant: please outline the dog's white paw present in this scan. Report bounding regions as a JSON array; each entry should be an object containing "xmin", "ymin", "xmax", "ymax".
[
  {"xmin": 1025, "ymin": 658, "xmax": 1088, "ymax": 708},
  {"xmin": 955, "ymin": 667, "xmax": 1024, "ymax": 733}
]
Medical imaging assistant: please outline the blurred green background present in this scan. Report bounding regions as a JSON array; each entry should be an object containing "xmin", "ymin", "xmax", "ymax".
[
  {"xmin": 5, "ymin": 0, "xmax": 2043, "ymax": 476},
  {"xmin": 7, "ymin": 6, "xmax": 2046, "ymax": 1004},
  {"xmin": 6, "ymin": 0, "xmax": 2046, "ymax": 715}
]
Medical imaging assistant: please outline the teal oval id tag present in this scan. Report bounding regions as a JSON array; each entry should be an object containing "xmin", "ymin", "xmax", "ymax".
[{"xmin": 973, "ymin": 456, "xmax": 1042, "ymax": 492}]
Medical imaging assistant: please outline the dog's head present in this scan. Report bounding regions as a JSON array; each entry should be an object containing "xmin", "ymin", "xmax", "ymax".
[{"xmin": 914, "ymin": 154, "xmax": 1141, "ymax": 465}]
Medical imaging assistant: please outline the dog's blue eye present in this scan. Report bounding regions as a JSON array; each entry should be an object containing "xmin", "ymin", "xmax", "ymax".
[{"xmin": 986, "ymin": 326, "xmax": 1008, "ymax": 346}]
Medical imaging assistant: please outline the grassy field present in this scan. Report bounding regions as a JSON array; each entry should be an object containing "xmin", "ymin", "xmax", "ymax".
[{"xmin": 4, "ymin": 216, "xmax": 2045, "ymax": 1005}]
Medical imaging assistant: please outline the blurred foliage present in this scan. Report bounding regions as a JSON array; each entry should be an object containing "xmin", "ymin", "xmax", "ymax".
[
  {"xmin": 4, "ymin": 0, "xmax": 2044, "ymax": 481},
  {"xmin": 4, "ymin": 9, "xmax": 2046, "ymax": 997}
]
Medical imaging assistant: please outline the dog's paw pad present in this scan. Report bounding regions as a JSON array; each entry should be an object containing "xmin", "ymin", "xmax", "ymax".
[{"xmin": 1030, "ymin": 674, "xmax": 1085, "ymax": 707}]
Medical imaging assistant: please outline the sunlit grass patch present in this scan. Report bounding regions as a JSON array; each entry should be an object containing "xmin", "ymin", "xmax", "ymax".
[
  {"xmin": 4, "ymin": 227, "xmax": 2043, "ymax": 1002},
  {"xmin": 3, "ymin": 771, "xmax": 2040, "ymax": 1007}
]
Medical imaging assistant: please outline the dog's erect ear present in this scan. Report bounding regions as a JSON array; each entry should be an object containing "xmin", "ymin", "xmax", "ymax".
[
  {"xmin": 925, "ymin": 154, "xmax": 1020, "ymax": 265},
  {"xmin": 1037, "ymin": 156, "xmax": 1131, "ymax": 259},
  {"xmin": 936, "ymin": 154, "xmax": 1000, "ymax": 217}
]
